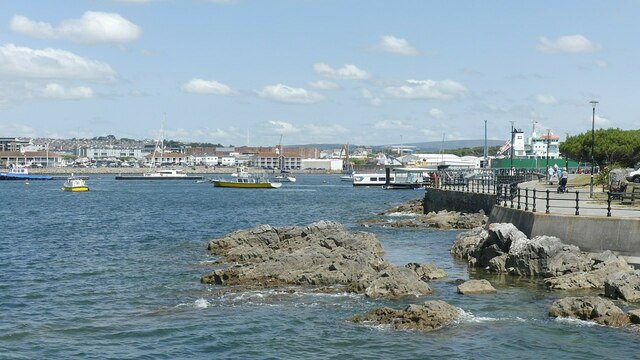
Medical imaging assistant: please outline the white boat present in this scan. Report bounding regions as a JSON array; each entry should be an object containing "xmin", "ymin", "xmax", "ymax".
[
  {"xmin": 274, "ymin": 172, "xmax": 296, "ymax": 182},
  {"xmin": 352, "ymin": 173, "xmax": 394, "ymax": 186},
  {"xmin": 212, "ymin": 166, "xmax": 282, "ymax": 189},
  {"xmin": 61, "ymin": 174, "xmax": 89, "ymax": 192},
  {"xmin": 115, "ymin": 168, "xmax": 203, "ymax": 180},
  {"xmin": 340, "ymin": 171, "xmax": 354, "ymax": 181},
  {"xmin": 383, "ymin": 167, "xmax": 432, "ymax": 189}
]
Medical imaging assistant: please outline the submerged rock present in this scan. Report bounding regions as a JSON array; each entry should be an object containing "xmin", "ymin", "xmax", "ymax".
[
  {"xmin": 456, "ymin": 279, "xmax": 497, "ymax": 295},
  {"xmin": 549, "ymin": 296, "xmax": 629, "ymax": 327},
  {"xmin": 201, "ymin": 220, "xmax": 440, "ymax": 299},
  {"xmin": 351, "ymin": 300, "xmax": 460, "ymax": 332}
]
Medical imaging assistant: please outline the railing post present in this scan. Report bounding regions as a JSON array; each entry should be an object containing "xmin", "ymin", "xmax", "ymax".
[
  {"xmin": 510, "ymin": 184, "xmax": 515, "ymax": 208},
  {"xmin": 496, "ymin": 184, "xmax": 502, "ymax": 205},
  {"xmin": 525, "ymin": 188, "xmax": 529, "ymax": 211},
  {"xmin": 503, "ymin": 185, "xmax": 508, "ymax": 206},
  {"xmin": 532, "ymin": 189, "xmax": 537, "ymax": 213},
  {"xmin": 607, "ymin": 191, "xmax": 612, "ymax": 217},
  {"xmin": 575, "ymin": 191, "xmax": 580, "ymax": 216},
  {"xmin": 517, "ymin": 188, "xmax": 521, "ymax": 210},
  {"xmin": 545, "ymin": 189, "xmax": 550, "ymax": 214}
]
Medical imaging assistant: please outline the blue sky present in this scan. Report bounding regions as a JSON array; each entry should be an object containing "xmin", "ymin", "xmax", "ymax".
[{"xmin": 0, "ymin": 0, "xmax": 637, "ymax": 146}]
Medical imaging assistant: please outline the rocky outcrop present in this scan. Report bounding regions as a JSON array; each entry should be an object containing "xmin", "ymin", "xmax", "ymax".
[
  {"xmin": 201, "ymin": 220, "xmax": 444, "ymax": 299},
  {"xmin": 456, "ymin": 279, "xmax": 497, "ymax": 295},
  {"xmin": 361, "ymin": 208, "xmax": 487, "ymax": 230},
  {"xmin": 453, "ymin": 224, "xmax": 632, "ymax": 292},
  {"xmin": 627, "ymin": 309, "xmax": 640, "ymax": 324},
  {"xmin": 382, "ymin": 198, "xmax": 424, "ymax": 215},
  {"xmin": 604, "ymin": 270, "xmax": 640, "ymax": 302},
  {"xmin": 549, "ymin": 296, "xmax": 629, "ymax": 327},
  {"xmin": 544, "ymin": 251, "xmax": 632, "ymax": 291},
  {"xmin": 406, "ymin": 262, "xmax": 448, "ymax": 281},
  {"xmin": 450, "ymin": 227, "xmax": 487, "ymax": 260},
  {"xmin": 351, "ymin": 300, "xmax": 460, "ymax": 332}
]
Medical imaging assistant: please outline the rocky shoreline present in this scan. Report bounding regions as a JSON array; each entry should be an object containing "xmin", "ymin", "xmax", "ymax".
[{"xmin": 200, "ymin": 198, "xmax": 640, "ymax": 332}]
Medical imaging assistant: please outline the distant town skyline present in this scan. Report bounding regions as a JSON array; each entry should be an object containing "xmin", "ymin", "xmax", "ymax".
[{"xmin": 1, "ymin": 1, "xmax": 638, "ymax": 146}]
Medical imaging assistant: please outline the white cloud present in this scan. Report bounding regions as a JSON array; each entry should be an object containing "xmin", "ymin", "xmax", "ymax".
[
  {"xmin": 41, "ymin": 83, "xmax": 94, "ymax": 100},
  {"xmin": 305, "ymin": 124, "xmax": 348, "ymax": 137},
  {"xmin": 9, "ymin": 12, "xmax": 141, "ymax": 44},
  {"xmin": 429, "ymin": 108, "xmax": 445, "ymax": 119},
  {"xmin": 0, "ymin": 123, "xmax": 37, "ymax": 137},
  {"xmin": 374, "ymin": 119, "xmax": 410, "ymax": 130},
  {"xmin": 537, "ymin": 34, "xmax": 599, "ymax": 54},
  {"xmin": 595, "ymin": 59, "xmax": 608, "ymax": 68},
  {"xmin": 385, "ymin": 79, "xmax": 468, "ymax": 100},
  {"xmin": 257, "ymin": 84, "xmax": 324, "ymax": 104},
  {"xmin": 313, "ymin": 63, "xmax": 371, "ymax": 80},
  {"xmin": 376, "ymin": 35, "xmax": 419, "ymax": 56},
  {"xmin": 181, "ymin": 78, "xmax": 237, "ymax": 95},
  {"xmin": 0, "ymin": 43, "xmax": 117, "ymax": 81},
  {"xmin": 593, "ymin": 114, "xmax": 609, "ymax": 126},
  {"xmin": 308, "ymin": 80, "xmax": 339, "ymax": 90},
  {"xmin": 268, "ymin": 120, "xmax": 300, "ymax": 134},
  {"xmin": 9, "ymin": 15, "xmax": 55, "ymax": 39},
  {"xmin": 536, "ymin": 94, "xmax": 558, "ymax": 105},
  {"xmin": 361, "ymin": 88, "xmax": 381, "ymax": 106}
]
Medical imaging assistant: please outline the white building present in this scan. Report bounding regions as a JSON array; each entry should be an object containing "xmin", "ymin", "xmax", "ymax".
[
  {"xmin": 80, "ymin": 147, "xmax": 143, "ymax": 160},
  {"xmin": 220, "ymin": 156, "xmax": 236, "ymax": 167},
  {"xmin": 302, "ymin": 158, "xmax": 343, "ymax": 171}
]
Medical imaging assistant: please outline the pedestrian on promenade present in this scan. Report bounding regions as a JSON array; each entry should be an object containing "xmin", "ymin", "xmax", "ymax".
[{"xmin": 548, "ymin": 166, "xmax": 554, "ymax": 185}]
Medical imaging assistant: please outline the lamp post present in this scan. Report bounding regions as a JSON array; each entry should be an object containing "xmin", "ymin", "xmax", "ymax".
[
  {"xmin": 546, "ymin": 128, "xmax": 551, "ymax": 168},
  {"xmin": 509, "ymin": 121, "xmax": 515, "ymax": 173},
  {"xmin": 589, "ymin": 100, "xmax": 598, "ymax": 198}
]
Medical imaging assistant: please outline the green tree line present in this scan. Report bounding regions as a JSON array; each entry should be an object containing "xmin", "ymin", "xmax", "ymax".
[{"xmin": 560, "ymin": 128, "xmax": 640, "ymax": 168}]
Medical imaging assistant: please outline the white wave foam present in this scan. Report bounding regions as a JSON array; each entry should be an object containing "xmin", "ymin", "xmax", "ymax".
[
  {"xmin": 387, "ymin": 212, "xmax": 416, "ymax": 217},
  {"xmin": 457, "ymin": 309, "xmax": 503, "ymax": 323},
  {"xmin": 554, "ymin": 316, "xmax": 599, "ymax": 327},
  {"xmin": 194, "ymin": 298, "xmax": 210, "ymax": 309}
]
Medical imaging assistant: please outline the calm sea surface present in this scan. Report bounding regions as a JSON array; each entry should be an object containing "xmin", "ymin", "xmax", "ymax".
[{"xmin": 1, "ymin": 174, "xmax": 639, "ymax": 359}]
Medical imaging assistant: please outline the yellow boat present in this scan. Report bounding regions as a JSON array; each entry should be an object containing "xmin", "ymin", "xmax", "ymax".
[
  {"xmin": 61, "ymin": 175, "xmax": 90, "ymax": 192},
  {"xmin": 212, "ymin": 166, "xmax": 281, "ymax": 189}
]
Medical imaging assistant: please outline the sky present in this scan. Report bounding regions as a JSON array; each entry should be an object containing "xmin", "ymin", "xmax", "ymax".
[{"xmin": 0, "ymin": 0, "xmax": 638, "ymax": 146}]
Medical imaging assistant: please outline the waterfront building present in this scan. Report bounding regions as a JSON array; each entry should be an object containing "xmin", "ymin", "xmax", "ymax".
[
  {"xmin": 145, "ymin": 152, "xmax": 189, "ymax": 166},
  {"xmin": 252, "ymin": 152, "xmax": 302, "ymax": 170},
  {"xmin": 0, "ymin": 137, "xmax": 31, "ymax": 152},
  {"xmin": 79, "ymin": 147, "xmax": 143, "ymax": 160},
  {"xmin": 0, "ymin": 151, "xmax": 63, "ymax": 167}
]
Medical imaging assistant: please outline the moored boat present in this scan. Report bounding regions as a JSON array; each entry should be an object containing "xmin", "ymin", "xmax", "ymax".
[
  {"xmin": 274, "ymin": 171, "xmax": 296, "ymax": 182},
  {"xmin": 115, "ymin": 169, "xmax": 203, "ymax": 180},
  {"xmin": 61, "ymin": 175, "xmax": 89, "ymax": 192},
  {"xmin": 0, "ymin": 166, "xmax": 53, "ymax": 181},
  {"xmin": 212, "ymin": 166, "xmax": 281, "ymax": 189}
]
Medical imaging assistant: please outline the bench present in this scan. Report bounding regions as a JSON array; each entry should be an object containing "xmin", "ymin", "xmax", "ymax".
[{"xmin": 621, "ymin": 185, "xmax": 640, "ymax": 205}]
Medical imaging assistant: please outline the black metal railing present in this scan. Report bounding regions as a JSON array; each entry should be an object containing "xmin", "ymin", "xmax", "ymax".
[{"xmin": 496, "ymin": 183, "xmax": 640, "ymax": 217}]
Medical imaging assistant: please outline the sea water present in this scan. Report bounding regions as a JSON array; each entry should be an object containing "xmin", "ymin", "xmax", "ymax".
[{"xmin": 1, "ymin": 175, "xmax": 639, "ymax": 359}]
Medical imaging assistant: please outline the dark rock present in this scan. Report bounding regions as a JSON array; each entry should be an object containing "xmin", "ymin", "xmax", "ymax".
[
  {"xmin": 351, "ymin": 300, "xmax": 460, "ymax": 332},
  {"xmin": 549, "ymin": 296, "xmax": 629, "ymax": 327},
  {"xmin": 450, "ymin": 227, "xmax": 488, "ymax": 260}
]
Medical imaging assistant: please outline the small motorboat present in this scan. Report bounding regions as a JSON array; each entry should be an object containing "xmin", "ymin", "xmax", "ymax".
[{"xmin": 61, "ymin": 174, "xmax": 89, "ymax": 192}]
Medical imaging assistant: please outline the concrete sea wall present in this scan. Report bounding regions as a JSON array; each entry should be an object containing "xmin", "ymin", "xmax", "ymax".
[
  {"xmin": 424, "ymin": 188, "xmax": 640, "ymax": 260},
  {"xmin": 423, "ymin": 188, "xmax": 496, "ymax": 215},
  {"xmin": 489, "ymin": 206, "xmax": 640, "ymax": 258}
]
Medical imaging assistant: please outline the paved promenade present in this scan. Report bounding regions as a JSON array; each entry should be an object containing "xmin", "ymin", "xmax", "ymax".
[{"xmin": 512, "ymin": 175, "xmax": 640, "ymax": 218}]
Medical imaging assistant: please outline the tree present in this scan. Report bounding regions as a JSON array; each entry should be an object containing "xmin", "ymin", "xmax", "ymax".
[{"xmin": 560, "ymin": 128, "xmax": 640, "ymax": 168}]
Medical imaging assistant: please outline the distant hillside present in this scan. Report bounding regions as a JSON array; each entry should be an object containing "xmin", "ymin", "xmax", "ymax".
[
  {"xmin": 289, "ymin": 140, "xmax": 505, "ymax": 152},
  {"xmin": 390, "ymin": 139, "xmax": 506, "ymax": 152}
]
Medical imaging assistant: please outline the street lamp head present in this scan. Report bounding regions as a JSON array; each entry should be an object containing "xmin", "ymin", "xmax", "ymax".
[{"xmin": 590, "ymin": 100, "xmax": 599, "ymax": 109}]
